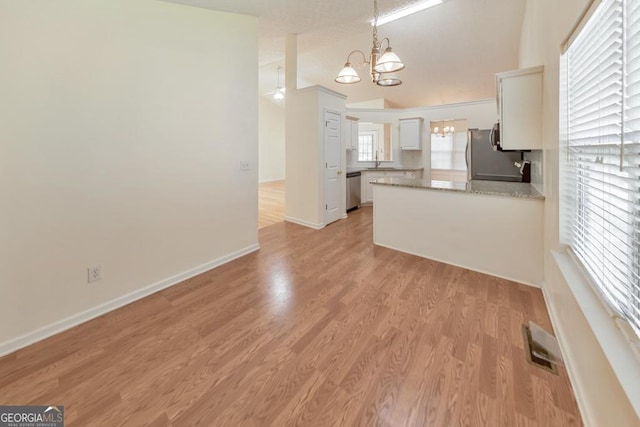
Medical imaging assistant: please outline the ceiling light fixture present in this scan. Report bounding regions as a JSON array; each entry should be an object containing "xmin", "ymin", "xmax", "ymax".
[
  {"xmin": 433, "ymin": 121, "xmax": 455, "ymax": 137},
  {"xmin": 273, "ymin": 65, "xmax": 285, "ymax": 100},
  {"xmin": 335, "ymin": 0, "xmax": 405, "ymax": 87},
  {"xmin": 374, "ymin": 0, "xmax": 444, "ymax": 26}
]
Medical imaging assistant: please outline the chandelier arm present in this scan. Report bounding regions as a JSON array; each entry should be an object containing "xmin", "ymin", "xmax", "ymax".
[{"xmin": 346, "ymin": 49, "xmax": 369, "ymax": 66}]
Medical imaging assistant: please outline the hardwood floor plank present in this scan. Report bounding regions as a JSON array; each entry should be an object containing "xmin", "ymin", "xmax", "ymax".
[
  {"xmin": 479, "ymin": 333, "xmax": 498, "ymax": 399},
  {"xmin": 259, "ymin": 180, "xmax": 285, "ymax": 229},
  {"xmin": 512, "ymin": 344, "xmax": 537, "ymax": 421},
  {"xmin": 0, "ymin": 207, "xmax": 582, "ymax": 426}
]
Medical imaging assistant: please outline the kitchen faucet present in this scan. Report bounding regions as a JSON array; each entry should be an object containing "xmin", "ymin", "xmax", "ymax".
[{"xmin": 375, "ymin": 151, "xmax": 381, "ymax": 168}]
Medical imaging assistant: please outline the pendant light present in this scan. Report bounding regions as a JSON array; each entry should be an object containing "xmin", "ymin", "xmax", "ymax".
[
  {"xmin": 273, "ymin": 66, "xmax": 285, "ymax": 100},
  {"xmin": 335, "ymin": 0, "xmax": 405, "ymax": 87}
]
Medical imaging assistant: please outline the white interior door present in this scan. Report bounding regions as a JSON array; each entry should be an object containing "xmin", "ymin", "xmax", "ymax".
[{"xmin": 324, "ymin": 110, "xmax": 342, "ymax": 225}]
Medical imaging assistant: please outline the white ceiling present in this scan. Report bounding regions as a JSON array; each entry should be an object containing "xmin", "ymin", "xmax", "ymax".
[{"xmin": 163, "ymin": 0, "xmax": 527, "ymax": 108}]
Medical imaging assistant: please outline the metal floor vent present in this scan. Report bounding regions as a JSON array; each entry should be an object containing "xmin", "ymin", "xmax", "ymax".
[{"xmin": 522, "ymin": 324, "xmax": 558, "ymax": 375}]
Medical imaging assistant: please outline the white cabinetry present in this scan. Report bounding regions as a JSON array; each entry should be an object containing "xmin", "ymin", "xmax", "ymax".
[
  {"xmin": 495, "ymin": 66, "xmax": 543, "ymax": 150},
  {"xmin": 363, "ymin": 172, "xmax": 384, "ymax": 203},
  {"xmin": 399, "ymin": 118, "xmax": 423, "ymax": 150},
  {"xmin": 345, "ymin": 116, "xmax": 359, "ymax": 151}
]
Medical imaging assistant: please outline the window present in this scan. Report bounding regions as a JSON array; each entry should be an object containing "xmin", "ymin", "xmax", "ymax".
[
  {"xmin": 430, "ymin": 131, "xmax": 468, "ymax": 171},
  {"xmin": 562, "ymin": 0, "xmax": 640, "ymax": 337},
  {"xmin": 357, "ymin": 123, "xmax": 393, "ymax": 162},
  {"xmin": 358, "ymin": 131, "xmax": 376, "ymax": 161}
]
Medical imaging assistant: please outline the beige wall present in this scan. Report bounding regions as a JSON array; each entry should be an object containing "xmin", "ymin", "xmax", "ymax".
[
  {"xmin": 0, "ymin": 0, "xmax": 258, "ymax": 350},
  {"xmin": 259, "ymin": 98, "xmax": 285, "ymax": 183},
  {"xmin": 519, "ymin": 0, "xmax": 639, "ymax": 424}
]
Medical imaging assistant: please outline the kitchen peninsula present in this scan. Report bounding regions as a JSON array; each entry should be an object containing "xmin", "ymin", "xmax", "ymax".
[{"xmin": 372, "ymin": 178, "xmax": 544, "ymax": 286}]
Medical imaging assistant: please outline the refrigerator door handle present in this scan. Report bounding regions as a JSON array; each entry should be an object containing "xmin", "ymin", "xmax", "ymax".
[{"xmin": 466, "ymin": 132, "xmax": 471, "ymax": 181}]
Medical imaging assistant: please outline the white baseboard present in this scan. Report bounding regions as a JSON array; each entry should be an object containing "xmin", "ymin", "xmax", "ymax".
[
  {"xmin": 259, "ymin": 178, "xmax": 285, "ymax": 184},
  {"xmin": 0, "ymin": 243, "xmax": 260, "ymax": 358},
  {"xmin": 284, "ymin": 216, "xmax": 325, "ymax": 230},
  {"xmin": 373, "ymin": 241, "xmax": 541, "ymax": 289},
  {"xmin": 540, "ymin": 284, "xmax": 594, "ymax": 427}
]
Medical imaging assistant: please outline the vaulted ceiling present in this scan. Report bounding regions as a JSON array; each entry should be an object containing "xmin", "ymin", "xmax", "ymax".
[{"xmin": 163, "ymin": 0, "xmax": 527, "ymax": 108}]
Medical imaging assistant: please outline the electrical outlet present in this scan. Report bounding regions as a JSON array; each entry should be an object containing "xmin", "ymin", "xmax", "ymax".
[
  {"xmin": 88, "ymin": 265, "xmax": 103, "ymax": 283},
  {"xmin": 240, "ymin": 161, "xmax": 250, "ymax": 171}
]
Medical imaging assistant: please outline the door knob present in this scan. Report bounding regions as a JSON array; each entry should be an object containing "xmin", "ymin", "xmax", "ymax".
[{"xmin": 338, "ymin": 170, "xmax": 342, "ymax": 175}]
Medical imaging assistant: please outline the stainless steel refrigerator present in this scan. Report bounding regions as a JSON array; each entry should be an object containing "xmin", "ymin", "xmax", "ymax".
[{"xmin": 466, "ymin": 129, "xmax": 522, "ymax": 182}]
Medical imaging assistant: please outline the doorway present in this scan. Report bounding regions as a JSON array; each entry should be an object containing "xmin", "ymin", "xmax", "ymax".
[{"xmin": 258, "ymin": 88, "xmax": 286, "ymax": 229}]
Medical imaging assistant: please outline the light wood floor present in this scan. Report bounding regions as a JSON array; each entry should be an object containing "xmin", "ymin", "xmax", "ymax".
[
  {"xmin": 259, "ymin": 180, "xmax": 285, "ymax": 229},
  {"xmin": 0, "ymin": 207, "xmax": 582, "ymax": 426}
]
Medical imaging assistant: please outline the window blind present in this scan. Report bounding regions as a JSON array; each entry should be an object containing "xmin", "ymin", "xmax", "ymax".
[{"xmin": 565, "ymin": 0, "xmax": 640, "ymax": 337}]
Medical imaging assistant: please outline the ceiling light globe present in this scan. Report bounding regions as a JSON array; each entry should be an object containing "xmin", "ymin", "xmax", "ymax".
[
  {"xmin": 335, "ymin": 63, "xmax": 361, "ymax": 84},
  {"xmin": 273, "ymin": 89, "xmax": 284, "ymax": 100},
  {"xmin": 374, "ymin": 49, "xmax": 405, "ymax": 73}
]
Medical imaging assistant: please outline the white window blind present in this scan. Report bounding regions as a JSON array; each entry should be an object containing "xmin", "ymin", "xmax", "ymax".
[{"xmin": 564, "ymin": 0, "xmax": 640, "ymax": 337}]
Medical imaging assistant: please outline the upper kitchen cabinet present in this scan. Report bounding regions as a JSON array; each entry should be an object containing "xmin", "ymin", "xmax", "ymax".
[
  {"xmin": 495, "ymin": 66, "xmax": 543, "ymax": 150},
  {"xmin": 399, "ymin": 117, "xmax": 423, "ymax": 150},
  {"xmin": 345, "ymin": 116, "xmax": 359, "ymax": 151}
]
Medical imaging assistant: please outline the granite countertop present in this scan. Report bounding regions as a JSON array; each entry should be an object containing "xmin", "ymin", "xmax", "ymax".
[
  {"xmin": 371, "ymin": 177, "xmax": 545, "ymax": 200},
  {"xmin": 347, "ymin": 167, "xmax": 424, "ymax": 173}
]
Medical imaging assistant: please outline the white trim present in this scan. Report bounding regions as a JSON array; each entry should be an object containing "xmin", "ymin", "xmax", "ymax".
[
  {"xmin": 284, "ymin": 216, "xmax": 325, "ymax": 230},
  {"xmin": 346, "ymin": 98, "xmax": 494, "ymax": 115},
  {"xmin": 495, "ymin": 65, "xmax": 544, "ymax": 79},
  {"xmin": 540, "ymin": 282, "xmax": 595, "ymax": 427},
  {"xmin": 551, "ymin": 251, "xmax": 640, "ymax": 421},
  {"xmin": 372, "ymin": 241, "xmax": 541, "ymax": 289},
  {"xmin": 295, "ymin": 85, "xmax": 347, "ymax": 100},
  {"xmin": 0, "ymin": 243, "xmax": 260, "ymax": 358},
  {"xmin": 258, "ymin": 177, "xmax": 285, "ymax": 184}
]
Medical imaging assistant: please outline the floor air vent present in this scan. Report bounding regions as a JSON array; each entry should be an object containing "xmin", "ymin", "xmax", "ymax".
[{"xmin": 522, "ymin": 324, "xmax": 559, "ymax": 375}]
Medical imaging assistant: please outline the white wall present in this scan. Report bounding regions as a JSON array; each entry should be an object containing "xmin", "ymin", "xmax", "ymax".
[
  {"xmin": 519, "ymin": 0, "xmax": 639, "ymax": 424},
  {"xmin": 285, "ymin": 86, "xmax": 346, "ymax": 228},
  {"xmin": 259, "ymin": 97, "xmax": 285, "ymax": 183},
  {"xmin": 374, "ymin": 185, "xmax": 544, "ymax": 286},
  {"xmin": 0, "ymin": 0, "xmax": 258, "ymax": 351},
  {"xmin": 347, "ymin": 100, "xmax": 497, "ymax": 175}
]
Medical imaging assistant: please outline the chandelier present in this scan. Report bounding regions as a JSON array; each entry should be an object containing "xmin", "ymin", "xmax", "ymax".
[
  {"xmin": 335, "ymin": 0, "xmax": 405, "ymax": 87},
  {"xmin": 433, "ymin": 121, "xmax": 455, "ymax": 137}
]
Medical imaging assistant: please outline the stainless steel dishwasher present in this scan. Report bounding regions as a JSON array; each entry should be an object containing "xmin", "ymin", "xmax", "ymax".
[{"xmin": 346, "ymin": 171, "xmax": 361, "ymax": 211}]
